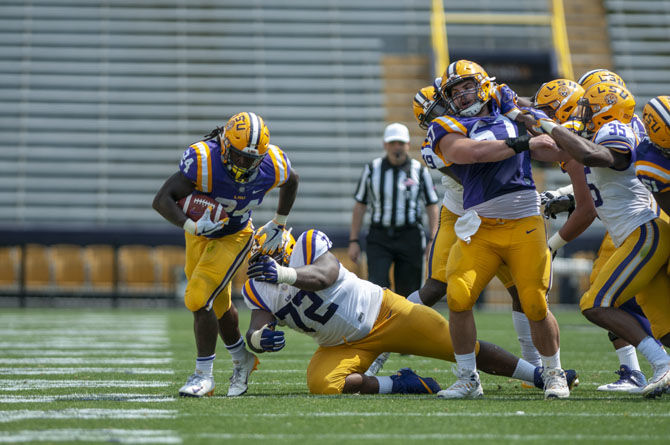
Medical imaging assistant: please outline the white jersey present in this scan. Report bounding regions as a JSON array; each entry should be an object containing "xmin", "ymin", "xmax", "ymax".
[
  {"xmin": 242, "ymin": 230, "xmax": 383, "ymax": 347},
  {"xmin": 420, "ymin": 139, "xmax": 465, "ymax": 215},
  {"xmin": 585, "ymin": 119, "xmax": 657, "ymax": 247}
]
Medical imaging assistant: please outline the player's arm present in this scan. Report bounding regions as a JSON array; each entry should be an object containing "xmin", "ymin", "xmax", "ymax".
[
  {"xmin": 248, "ymin": 250, "xmax": 340, "ymax": 291},
  {"xmin": 548, "ymin": 159, "xmax": 597, "ymax": 252},
  {"xmin": 152, "ymin": 171, "xmax": 195, "ymax": 228},
  {"xmin": 275, "ymin": 169, "xmax": 299, "ymax": 218},
  {"xmin": 246, "ymin": 309, "xmax": 284, "ymax": 354},
  {"xmin": 539, "ymin": 124, "xmax": 629, "ymax": 169},
  {"xmin": 437, "ymin": 132, "xmax": 557, "ymax": 164}
]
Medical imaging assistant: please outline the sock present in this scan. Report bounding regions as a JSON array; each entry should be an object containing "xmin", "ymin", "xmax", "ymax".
[
  {"xmin": 195, "ymin": 353, "xmax": 215, "ymax": 376},
  {"xmin": 511, "ymin": 358, "xmax": 536, "ymax": 383},
  {"xmin": 512, "ymin": 311, "xmax": 542, "ymax": 367},
  {"xmin": 616, "ymin": 345, "xmax": 641, "ymax": 371},
  {"xmin": 407, "ymin": 290, "xmax": 423, "ymax": 305},
  {"xmin": 637, "ymin": 336, "xmax": 670, "ymax": 367},
  {"xmin": 455, "ymin": 352, "xmax": 477, "ymax": 373},
  {"xmin": 225, "ymin": 337, "xmax": 248, "ymax": 362},
  {"xmin": 376, "ymin": 376, "xmax": 393, "ymax": 394},
  {"xmin": 540, "ymin": 349, "xmax": 561, "ymax": 370}
]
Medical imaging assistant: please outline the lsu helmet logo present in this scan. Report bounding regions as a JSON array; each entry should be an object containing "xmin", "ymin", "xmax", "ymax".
[
  {"xmin": 557, "ymin": 86, "xmax": 570, "ymax": 97},
  {"xmin": 604, "ymin": 93, "xmax": 618, "ymax": 105}
]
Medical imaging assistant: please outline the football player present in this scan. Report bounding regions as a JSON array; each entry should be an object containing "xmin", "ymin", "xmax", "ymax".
[
  {"xmin": 242, "ymin": 229, "xmax": 577, "ymax": 396},
  {"xmin": 422, "ymin": 60, "xmax": 570, "ymax": 399},
  {"xmin": 152, "ymin": 112, "xmax": 299, "ymax": 397},
  {"xmin": 534, "ymin": 77, "xmax": 657, "ymax": 393},
  {"xmin": 530, "ymin": 82, "xmax": 670, "ymax": 398},
  {"xmin": 374, "ymin": 85, "xmax": 547, "ymax": 378},
  {"xmin": 635, "ymin": 96, "xmax": 670, "ymax": 214}
]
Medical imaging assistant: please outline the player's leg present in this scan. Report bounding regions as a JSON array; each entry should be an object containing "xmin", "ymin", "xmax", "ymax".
[
  {"xmin": 497, "ymin": 266, "xmax": 542, "ymax": 368},
  {"xmin": 180, "ymin": 225, "xmax": 256, "ymax": 397},
  {"xmin": 306, "ymin": 344, "xmax": 439, "ymax": 395},
  {"xmin": 443, "ymin": 220, "xmax": 501, "ymax": 397},
  {"xmin": 391, "ymin": 227, "xmax": 423, "ymax": 298},
  {"xmin": 503, "ymin": 215, "xmax": 568, "ymax": 399},
  {"xmin": 365, "ymin": 229, "xmax": 394, "ymax": 288},
  {"xmin": 580, "ymin": 220, "xmax": 670, "ymax": 397}
]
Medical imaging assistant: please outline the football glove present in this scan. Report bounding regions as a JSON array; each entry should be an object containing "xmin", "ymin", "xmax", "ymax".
[
  {"xmin": 250, "ymin": 322, "xmax": 285, "ymax": 352},
  {"xmin": 256, "ymin": 218, "xmax": 286, "ymax": 254},
  {"xmin": 498, "ymin": 84, "xmax": 520, "ymax": 116},
  {"xmin": 183, "ymin": 207, "xmax": 224, "ymax": 236},
  {"xmin": 543, "ymin": 194, "xmax": 575, "ymax": 219},
  {"xmin": 539, "ymin": 190, "xmax": 559, "ymax": 206},
  {"xmin": 247, "ymin": 255, "xmax": 297, "ymax": 285}
]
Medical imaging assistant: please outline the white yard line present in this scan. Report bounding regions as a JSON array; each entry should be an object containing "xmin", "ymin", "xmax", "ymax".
[
  {"xmin": 0, "ymin": 358, "xmax": 172, "ymax": 365},
  {"xmin": 0, "ymin": 429, "xmax": 180, "ymax": 444},
  {"xmin": 0, "ymin": 409, "xmax": 177, "ymax": 423},
  {"xmin": 0, "ymin": 329, "xmax": 167, "ymax": 336},
  {"xmin": 0, "ymin": 367, "xmax": 174, "ymax": 375},
  {"xmin": 0, "ymin": 342, "xmax": 168, "ymax": 349},
  {"xmin": 0, "ymin": 394, "xmax": 175, "ymax": 403},
  {"xmin": 0, "ymin": 350, "xmax": 171, "ymax": 357},
  {"xmin": 0, "ymin": 379, "xmax": 170, "ymax": 391},
  {"xmin": 215, "ymin": 411, "xmax": 670, "ymax": 418}
]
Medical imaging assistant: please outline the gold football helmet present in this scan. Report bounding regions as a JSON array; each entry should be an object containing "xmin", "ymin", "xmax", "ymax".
[
  {"xmin": 413, "ymin": 85, "xmax": 448, "ymax": 129},
  {"xmin": 439, "ymin": 60, "xmax": 493, "ymax": 117},
  {"xmin": 221, "ymin": 112, "xmax": 270, "ymax": 182},
  {"xmin": 532, "ymin": 79, "xmax": 584, "ymax": 123},
  {"xmin": 576, "ymin": 82, "xmax": 635, "ymax": 135},
  {"xmin": 577, "ymin": 68, "xmax": 626, "ymax": 90},
  {"xmin": 249, "ymin": 228, "xmax": 295, "ymax": 266},
  {"xmin": 643, "ymin": 96, "xmax": 670, "ymax": 152}
]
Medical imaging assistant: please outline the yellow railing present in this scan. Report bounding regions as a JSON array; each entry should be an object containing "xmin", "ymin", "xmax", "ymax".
[{"xmin": 429, "ymin": 0, "xmax": 573, "ymax": 80}]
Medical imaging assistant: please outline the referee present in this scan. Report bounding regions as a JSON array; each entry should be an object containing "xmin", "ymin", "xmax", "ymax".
[{"xmin": 348, "ymin": 122, "xmax": 439, "ymax": 297}]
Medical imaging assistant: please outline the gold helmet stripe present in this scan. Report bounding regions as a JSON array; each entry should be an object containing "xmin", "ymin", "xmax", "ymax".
[{"xmin": 649, "ymin": 97, "xmax": 670, "ymax": 127}]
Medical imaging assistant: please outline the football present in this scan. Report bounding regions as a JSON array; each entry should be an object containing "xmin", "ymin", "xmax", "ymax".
[{"xmin": 176, "ymin": 193, "xmax": 227, "ymax": 222}]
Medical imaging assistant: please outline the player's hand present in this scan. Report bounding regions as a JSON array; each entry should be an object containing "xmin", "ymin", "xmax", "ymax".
[
  {"xmin": 256, "ymin": 219, "xmax": 286, "ymax": 254},
  {"xmin": 193, "ymin": 207, "xmax": 224, "ymax": 236},
  {"xmin": 251, "ymin": 322, "xmax": 285, "ymax": 352},
  {"xmin": 498, "ymin": 84, "xmax": 520, "ymax": 116},
  {"xmin": 247, "ymin": 255, "xmax": 280, "ymax": 283},
  {"xmin": 539, "ymin": 190, "xmax": 559, "ymax": 206},
  {"xmin": 543, "ymin": 195, "xmax": 575, "ymax": 219},
  {"xmin": 529, "ymin": 134, "xmax": 558, "ymax": 151}
]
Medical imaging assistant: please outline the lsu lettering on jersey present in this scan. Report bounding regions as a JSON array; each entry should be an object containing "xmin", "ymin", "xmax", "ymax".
[
  {"xmin": 585, "ymin": 120, "xmax": 657, "ymax": 246},
  {"xmin": 242, "ymin": 230, "xmax": 383, "ymax": 347},
  {"xmin": 423, "ymin": 113, "xmax": 537, "ymax": 216},
  {"xmin": 179, "ymin": 139, "xmax": 291, "ymax": 237},
  {"xmin": 634, "ymin": 138, "xmax": 670, "ymax": 195}
]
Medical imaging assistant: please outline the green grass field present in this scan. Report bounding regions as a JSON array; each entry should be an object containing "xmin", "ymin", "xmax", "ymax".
[{"xmin": 1, "ymin": 305, "xmax": 669, "ymax": 444}]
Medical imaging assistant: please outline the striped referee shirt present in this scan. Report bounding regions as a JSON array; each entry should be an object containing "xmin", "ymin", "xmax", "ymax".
[{"xmin": 354, "ymin": 157, "xmax": 439, "ymax": 229}]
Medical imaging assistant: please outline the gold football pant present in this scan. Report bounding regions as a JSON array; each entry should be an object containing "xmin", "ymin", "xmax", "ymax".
[
  {"xmin": 580, "ymin": 218, "xmax": 670, "ymax": 339},
  {"xmin": 183, "ymin": 222, "xmax": 254, "ymax": 318},
  {"xmin": 445, "ymin": 214, "xmax": 551, "ymax": 321},
  {"xmin": 427, "ymin": 206, "xmax": 513, "ymax": 287},
  {"xmin": 305, "ymin": 289, "xmax": 479, "ymax": 394}
]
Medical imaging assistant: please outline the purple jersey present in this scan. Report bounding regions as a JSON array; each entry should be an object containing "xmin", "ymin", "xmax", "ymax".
[
  {"xmin": 634, "ymin": 138, "xmax": 670, "ymax": 194},
  {"xmin": 422, "ymin": 113, "xmax": 535, "ymax": 209},
  {"xmin": 179, "ymin": 139, "xmax": 291, "ymax": 237}
]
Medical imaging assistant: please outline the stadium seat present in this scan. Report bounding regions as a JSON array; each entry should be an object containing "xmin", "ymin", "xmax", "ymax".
[
  {"xmin": 49, "ymin": 244, "xmax": 86, "ymax": 289},
  {"xmin": 153, "ymin": 245, "xmax": 185, "ymax": 290},
  {"xmin": 24, "ymin": 244, "xmax": 51, "ymax": 288},
  {"xmin": 82, "ymin": 244, "xmax": 115, "ymax": 290},
  {"xmin": 0, "ymin": 246, "xmax": 19, "ymax": 287},
  {"xmin": 118, "ymin": 245, "xmax": 156, "ymax": 289}
]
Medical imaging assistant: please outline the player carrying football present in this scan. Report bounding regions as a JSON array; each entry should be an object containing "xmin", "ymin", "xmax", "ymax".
[{"xmin": 152, "ymin": 111, "xmax": 299, "ymax": 397}]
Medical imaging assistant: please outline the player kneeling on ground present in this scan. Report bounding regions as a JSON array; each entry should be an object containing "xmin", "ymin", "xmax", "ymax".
[{"xmin": 242, "ymin": 229, "xmax": 577, "ymax": 396}]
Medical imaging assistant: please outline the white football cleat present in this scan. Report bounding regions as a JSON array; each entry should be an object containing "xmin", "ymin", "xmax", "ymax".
[
  {"xmin": 365, "ymin": 352, "xmax": 391, "ymax": 377},
  {"xmin": 596, "ymin": 365, "xmax": 646, "ymax": 394},
  {"xmin": 542, "ymin": 367, "xmax": 570, "ymax": 399},
  {"xmin": 178, "ymin": 371, "xmax": 215, "ymax": 397},
  {"xmin": 227, "ymin": 350, "xmax": 259, "ymax": 397},
  {"xmin": 437, "ymin": 366, "xmax": 483, "ymax": 399},
  {"xmin": 642, "ymin": 361, "xmax": 670, "ymax": 398}
]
